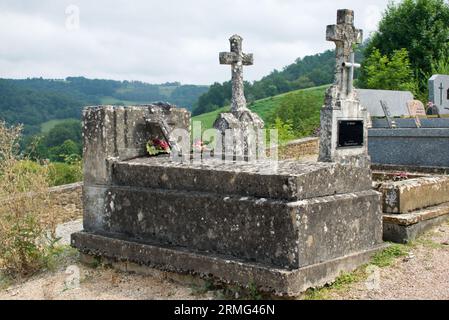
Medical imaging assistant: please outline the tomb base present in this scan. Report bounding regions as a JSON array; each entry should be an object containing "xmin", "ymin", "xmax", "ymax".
[
  {"xmin": 72, "ymin": 157, "xmax": 384, "ymax": 295},
  {"xmin": 72, "ymin": 232, "xmax": 386, "ymax": 296}
]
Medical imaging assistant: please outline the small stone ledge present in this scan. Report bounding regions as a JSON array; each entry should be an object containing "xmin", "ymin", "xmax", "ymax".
[
  {"xmin": 383, "ymin": 201, "xmax": 449, "ymax": 226},
  {"xmin": 383, "ymin": 202, "xmax": 449, "ymax": 243}
]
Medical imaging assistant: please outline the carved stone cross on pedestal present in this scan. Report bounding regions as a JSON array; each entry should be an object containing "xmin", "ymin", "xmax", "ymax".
[
  {"xmin": 219, "ymin": 35, "xmax": 253, "ymax": 113},
  {"xmin": 326, "ymin": 9, "xmax": 363, "ymax": 97}
]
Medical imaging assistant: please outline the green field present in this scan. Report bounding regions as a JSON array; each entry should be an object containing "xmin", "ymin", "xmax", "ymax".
[
  {"xmin": 192, "ymin": 85, "xmax": 329, "ymax": 133},
  {"xmin": 40, "ymin": 118, "xmax": 80, "ymax": 133}
]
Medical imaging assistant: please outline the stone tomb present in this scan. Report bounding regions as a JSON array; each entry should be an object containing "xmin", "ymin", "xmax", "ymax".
[
  {"xmin": 372, "ymin": 170, "xmax": 449, "ymax": 243},
  {"xmin": 72, "ymin": 105, "xmax": 384, "ymax": 296},
  {"xmin": 72, "ymin": 10, "xmax": 384, "ymax": 296}
]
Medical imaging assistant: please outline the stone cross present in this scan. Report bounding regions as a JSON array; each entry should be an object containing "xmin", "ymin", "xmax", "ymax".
[
  {"xmin": 326, "ymin": 9, "xmax": 363, "ymax": 97},
  {"xmin": 220, "ymin": 35, "xmax": 253, "ymax": 113}
]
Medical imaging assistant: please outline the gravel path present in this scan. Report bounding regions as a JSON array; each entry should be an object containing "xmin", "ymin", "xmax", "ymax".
[
  {"xmin": 1, "ymin": 219, "xmax": 449, "ymax": 300},
  {"xmin": 328, "ymin": 221, "xmax": 449, "ymax": 300}
]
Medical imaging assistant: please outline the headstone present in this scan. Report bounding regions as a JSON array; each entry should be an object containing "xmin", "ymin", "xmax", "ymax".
[
  {"xmin": 82, "ymin": 103, "xmax": 190, "ymax": 186},
  {"xmin": 319, "ymin": 9, "xmax": 369, "ymax": 166},
  {"xmin": 380, "ymin": 100, "xmax": 397, "ymax": 129},
  {"xmin": 407, "ymin": 100, "xmax": 426, "ymax": 117},
  {"xmin": 213, "ymin": 35, "xmax": 264, "ymax": 158},
  {"xmin": 429, "ymin": 74, "xmax": 449, "ymax": 115},
  {"xmin": 357, "ymin": 89, "xmax": 414, "ymax": 117},
  {"xmin": 407, "ymin": 100, "xmax": 426, "ymax": 128}
]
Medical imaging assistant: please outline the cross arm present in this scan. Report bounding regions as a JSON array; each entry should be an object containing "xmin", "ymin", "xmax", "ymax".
[
  {"xmin": 242, "ymin": 53, "xmax": 253, "ymax": 66},
  {"xmin": 219, "ymin": 52, "xmax": 238, "ymax": 65},
  {"xmin": 326, "ymin": 24, "xmax": 341, "ymax": 42},
  {"xmin": 354, "ymin": 28, "xmax": 363, "ymax": 44},
  {"xmin": 342, "ymin": 61, "xmax": 361, "ymax": 69}
]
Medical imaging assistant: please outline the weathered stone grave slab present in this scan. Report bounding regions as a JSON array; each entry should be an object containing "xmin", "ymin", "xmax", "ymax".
[
  {"xmin": 112, "ymin": 158, "xmax": 372, "ymax": 201},
  {"xmin": 372, "ymin": 170, "xmax": 449, "ymax": 243},
  {"xmin": 379, "ymin": 176, "xmax": 449, "ymax": 214},
  {"xmin": 383, "ymin": 202, "xmax": 449, "ymax": 243}
]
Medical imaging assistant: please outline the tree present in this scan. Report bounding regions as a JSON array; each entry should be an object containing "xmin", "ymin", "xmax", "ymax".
[
  {"xmin": 44, "ymin": 120, "xmax": 82, "ymax": 148},
  {"xmin": 362, "ymin": 48, "xmax": 418, "ymax": 93},
  {"xmin": 48, "ymin": 139, "xmax": 80, "ymax": 162},
  {"xmin": 362, "ymin": 0, "xmax": 449, "ymax": 89}
]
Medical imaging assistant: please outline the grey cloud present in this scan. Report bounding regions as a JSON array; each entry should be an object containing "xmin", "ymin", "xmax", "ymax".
[{"xmin": 0, "ymin": 0, "xmax": 389, "ymax": 84}]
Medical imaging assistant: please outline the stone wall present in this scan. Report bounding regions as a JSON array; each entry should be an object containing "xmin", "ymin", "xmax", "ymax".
[
  {"xmin": 0, "ymin": 182, "xmax": 83, "ymax": 224},
  {"xmin": 278, "ymin": 137, "xmax": 319, "ymax": 160},
  {"xmin": 48, "ymin": 182, "xmax": 83, "ymax": 212}
]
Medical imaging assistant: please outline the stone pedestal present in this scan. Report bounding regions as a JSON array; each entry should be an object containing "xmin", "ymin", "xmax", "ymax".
[
  {"xmin": 213, "ymin": 109, "xmax": 265, "ymax": 158},
  {"xmin": 318, "ymin": 85, "xmax": 370, "ymax": 167},
  {"xmin": 81, "ymin": 104, "xmax": 190, "ymax": 231}
]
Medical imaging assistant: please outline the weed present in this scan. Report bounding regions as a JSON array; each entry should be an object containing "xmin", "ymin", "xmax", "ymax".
[
  {"xmin": 371, "ymin": 244, "xmax": 409, "ymax": 267},
  {"xmin": 0, "ymin": 121, "xmax": 59, "ymax": 278}
]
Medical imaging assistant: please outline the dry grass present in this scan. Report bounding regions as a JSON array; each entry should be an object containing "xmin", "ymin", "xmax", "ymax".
[{"xmin": 0, "ymin": 121, "xmax": 59, "ymax": 278}]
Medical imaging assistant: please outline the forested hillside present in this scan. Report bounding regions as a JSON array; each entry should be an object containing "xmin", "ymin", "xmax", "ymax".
[{"xmin": 0, "ymin": 77, "xmax": 209, "ymax": 136}]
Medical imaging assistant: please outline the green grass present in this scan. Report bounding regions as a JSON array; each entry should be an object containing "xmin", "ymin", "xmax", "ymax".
[
  {"xmin": 303, "ymin": 243, "xmax": 410, "ymax": 300},
  {"xmin": 191, "ymin": 85, "xmax": 329, "ymax": 132},
  {"xmin": 40, "ymin": 119, "xmax": 79, "ymax": 133},
  {"xmin": 191, "ymin": 106, "xmax": 229, "ymax": 129}
]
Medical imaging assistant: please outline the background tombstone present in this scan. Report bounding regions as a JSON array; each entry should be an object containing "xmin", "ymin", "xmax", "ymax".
[
  {"xmin": 357, "ymin": 89, "xmax": 414, "ymax": 117},
  {"xmin": 319, "ymin": 9, "xmax": 370, "ymax": 166},
  {"xmin": 429, "ymin": 74, "xmax": 449, "ymax": 115},
  {"xmin": 407, "ymin": 100, "xmax": 426, "ymax": 128},
  {"xmin": 213, "ymin": 35, "xmax": 264, "ymax": 159}
]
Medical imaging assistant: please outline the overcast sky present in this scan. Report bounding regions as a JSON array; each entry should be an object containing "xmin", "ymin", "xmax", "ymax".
[{"xmin": 0, "ymin": 0, "xmax": 392, "ymax": 85}]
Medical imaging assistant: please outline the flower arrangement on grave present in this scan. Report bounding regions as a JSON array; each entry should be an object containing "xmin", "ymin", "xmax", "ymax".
[
  {"xmin": 146, "ymin": 138, "xmax": 170, "ymax": 156},
  {"xmin": 193, "ymin": 139, "xmax": 208, "ymax": 153},
  {"xmin": 392, "ymin": 171, "xmax": 409, "ymax": 181}
]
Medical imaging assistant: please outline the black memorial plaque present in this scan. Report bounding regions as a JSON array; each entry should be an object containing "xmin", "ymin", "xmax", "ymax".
[{"xmin": 337, "ymin": 120, "xmax": 364, "ymax": 148}]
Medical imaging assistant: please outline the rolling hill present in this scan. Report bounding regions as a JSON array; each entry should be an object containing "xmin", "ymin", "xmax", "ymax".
[
  {"xmin": 192, "ymin": 85, "xmax": 329, "ymax": 139},
  {"xmin": 0, "ymin": 77, "xmax": 209, "ymax": 137}
]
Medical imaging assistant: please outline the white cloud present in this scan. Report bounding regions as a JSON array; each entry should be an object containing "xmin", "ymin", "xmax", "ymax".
[{"xmin": 0, "ymin": 0, "xmax": 390, "ymax": 84}]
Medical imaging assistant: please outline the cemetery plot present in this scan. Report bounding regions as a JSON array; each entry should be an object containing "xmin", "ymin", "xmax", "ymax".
[{"xmin": 371, "ymin": 169, "xmax": 449, "ymax": 243}]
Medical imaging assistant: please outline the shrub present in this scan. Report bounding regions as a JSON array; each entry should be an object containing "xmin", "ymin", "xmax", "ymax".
[
  {"xmin": 271, "ymin": 117, "xmax": 295, "ymax": 144},
  {"xmin": 48, "ymin": 161, "xmax": 83, "ymax": 187},
  {"xmin": 0, "ymin": 121, "xmax": 58, "ymax": 277}
]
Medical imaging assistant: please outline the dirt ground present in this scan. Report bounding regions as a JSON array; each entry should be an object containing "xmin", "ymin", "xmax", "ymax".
[
  {"xmin": 328, "ymin": 221, "xmax": 449, "ymax": 300},
  {"xmin": 1, "ymin": 220, "xmax": 449, "ymax": 300}
]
